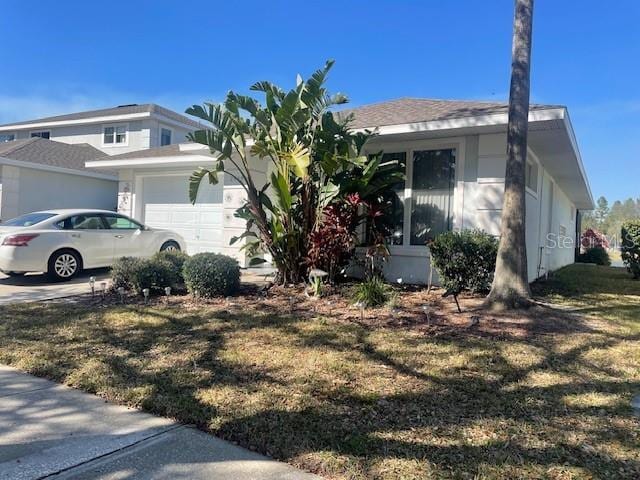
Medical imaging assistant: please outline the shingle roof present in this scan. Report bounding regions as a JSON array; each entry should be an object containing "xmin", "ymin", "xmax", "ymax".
[
  {"xmin": 0, "ymin": 103, "xmax": 201, "ymax": 129},
  {"xmin": 337, "ymin": 97, "xmax": 564, "ymax": 129},
  {"xmin": 0, "ymin": 138, "xmax": 115, "ymax": 176}
]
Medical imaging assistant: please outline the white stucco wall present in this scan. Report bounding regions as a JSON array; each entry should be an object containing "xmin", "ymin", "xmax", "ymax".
[
  {"xmin": 13, "ymin": 120, "xmax": 151, "ymax": 155},
  {"xmin": 0, "ymin": 164, "xmax": 117, "ymax": 221}
]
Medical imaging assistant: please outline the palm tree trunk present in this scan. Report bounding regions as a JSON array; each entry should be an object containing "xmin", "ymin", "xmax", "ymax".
[{"xmin": 486, "ymin": 0, "xmax": 534, "ymax": 309}]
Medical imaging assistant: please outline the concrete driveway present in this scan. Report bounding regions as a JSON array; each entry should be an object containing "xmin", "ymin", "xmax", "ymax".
[
  {"xmin": 0, "ymin": 365, "xmax": 319, "ymax": 479},
  {"xmin": 0, "ymin": 269, "xmax": 111, "ymax": 304}
]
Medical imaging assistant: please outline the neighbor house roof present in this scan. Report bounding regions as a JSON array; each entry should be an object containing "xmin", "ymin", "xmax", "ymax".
[
  {"xmin": 0, "ymin": 138, "xmax": 116, "ymax": 179},
  {"xmin": 85, "ymin": 142, "xmax": 214, "ymax": 169},
  {"xmin": 337, "ymin": 97, "xmax": 564, "ymax": 129},
  {"xmin": 0, "ymin": 103, "xmax": 201, "ymax": 130}
]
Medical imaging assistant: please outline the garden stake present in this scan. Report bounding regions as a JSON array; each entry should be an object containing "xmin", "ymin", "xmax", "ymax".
[{"xmin": 422, "ymin": 305, "xmax": 431, "ymax": 326}]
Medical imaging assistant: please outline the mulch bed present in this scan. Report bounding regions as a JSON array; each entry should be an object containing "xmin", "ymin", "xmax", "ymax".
[{"xmin": 58, "ymin": 280, "xmax": 595, "ymax": 341}]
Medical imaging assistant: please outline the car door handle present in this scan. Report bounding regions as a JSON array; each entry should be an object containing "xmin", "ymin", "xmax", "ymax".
[{"xmin": 114, "ymin": 235, "xmax": 124, "ymax": 239}]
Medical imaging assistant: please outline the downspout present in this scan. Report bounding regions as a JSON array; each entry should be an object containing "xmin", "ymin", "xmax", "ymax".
[{"xmin": 575, "ymin": 209, "xmax": 582, "ymax": 261}]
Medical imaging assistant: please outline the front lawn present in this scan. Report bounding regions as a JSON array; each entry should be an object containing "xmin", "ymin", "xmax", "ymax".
[{"xmin": 0, "ymin": 266, "xmax": 638, "ymax": 479}]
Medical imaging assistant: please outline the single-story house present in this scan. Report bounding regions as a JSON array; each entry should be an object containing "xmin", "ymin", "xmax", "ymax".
[
  {"xmin": 0, "ymin": 138, "xmax": 117, "ymax": 221},
  {"xmin": 86, "ymin": 98, "xmax": 593, "ymax": 283}
]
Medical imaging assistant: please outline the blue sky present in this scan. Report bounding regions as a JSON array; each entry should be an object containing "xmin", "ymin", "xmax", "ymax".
[{"xmin": 1, "ymin": 0, "xmax": 638, "ymax": 203}]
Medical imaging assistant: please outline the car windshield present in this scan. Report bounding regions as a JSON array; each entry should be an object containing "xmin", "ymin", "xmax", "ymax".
[{"xmin": 1, "ymin": 212, "xmax": 56, "ymax": 227}]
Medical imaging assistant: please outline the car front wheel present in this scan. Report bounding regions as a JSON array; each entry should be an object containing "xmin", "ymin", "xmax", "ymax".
[
  {"xmin": 160, "ymin": 241, "xmax": 180, "ymax": 253},
  {"xmin": 48, "ymin": 250, "xmax": 81, "ymax": 281}
]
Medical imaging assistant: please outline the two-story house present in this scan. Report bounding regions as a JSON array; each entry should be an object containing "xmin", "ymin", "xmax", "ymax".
[{"xmin": 0, "ymin": 104, "xmax": 200, "ymax": 220}]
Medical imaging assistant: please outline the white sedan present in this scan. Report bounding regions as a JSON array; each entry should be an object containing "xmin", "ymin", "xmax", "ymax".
[{"xmin": 0, "ymin": 209, "xmax": 186, "ymax": 281}]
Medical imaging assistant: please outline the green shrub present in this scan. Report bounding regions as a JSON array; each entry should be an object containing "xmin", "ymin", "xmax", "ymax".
[
  {"xmin": 152, "ymin": 250, "xmax": 189, "ymax": 284},
  {"xmin": 110, "ymin": 257, "xmax": 144, "ymax": 290},
  {"xmin": 621, "ymin": 221, "xmax": 640, "ymax": 278},
  {"xmin": 110, "ymin": 256, "xmax": 177, "ymax": 294},
  {"xmin": 182, "ymin": 253, "xmax": 240, "ymax": 297},
  {"xmin": 429, "ymin": 230, "xmax": 498, "ymax": 294},
  {"xmin": 577, "ymin": 246, "xmax": 611, "ymax": 266},
  {"xmin": 352, "ymin": 276, "xmax": 390, "ymax": 307}
]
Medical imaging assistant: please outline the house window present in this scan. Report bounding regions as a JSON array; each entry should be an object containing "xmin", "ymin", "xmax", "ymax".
[
  {"xmin": 0, "ymin": 134, "xmax": 15, "ymax": 142},
  {"xmin": 525, "ymin": 161, "xmax": 538, "ymax": 192},
  {"xmin": 30, "ymin": 131, "xmax": 50, "ymax": 139},
  {"xmin": 410, "ymin": 149, "xmax": 456, "ymax": 245},
  {"xmin": 160, "ymin": 128, "xmax": 172, "ymax": 146},
  {"xmin": 369, "ymin": 152, "xmax": 406, "ymax": 245},
  {"xmin": 103, "ymin": 125, "xmax": 127, "ymax": 145}
]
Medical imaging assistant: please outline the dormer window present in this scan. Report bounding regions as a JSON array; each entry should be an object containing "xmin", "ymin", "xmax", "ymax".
[
  {"xmin": 160, "ymin": 127, "xmax": 172, "ymax": 146},
  {"xmin": 31, "ymin": 131, "xmax": 50, "ymax": 139},
  {"xmin": 103, "ymin": 125, "xmax": 127, "ymax": 145}
]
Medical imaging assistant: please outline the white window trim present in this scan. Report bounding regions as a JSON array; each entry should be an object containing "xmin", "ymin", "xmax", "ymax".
[
  {"xmin": 525, "ymin": 147, "xmax": 541, "ymax": 198},
  {"xmin": 159, "ymin": 126, "xmax": 173, "ymax": 146},
  {"xmin": 29, "ymin": 130, "xmax": 51, "ymax": 139},
  {"xmin": 102, "ymin": 123, "xmax": 129, "ymax": 147},
  {"xmin": 363, "ymin": 136, "xmax": 466, "ymax": 254}
]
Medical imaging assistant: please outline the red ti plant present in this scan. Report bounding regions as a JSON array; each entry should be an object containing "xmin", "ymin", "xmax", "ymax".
[{"xmin": 581, "ymin": 228, "xmax": 610, "ymax": 250}]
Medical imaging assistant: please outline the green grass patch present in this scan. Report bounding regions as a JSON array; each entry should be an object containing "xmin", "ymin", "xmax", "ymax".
[{"xmin": 0, "ymin": 267, "xmax": 638, "ymax": 479}]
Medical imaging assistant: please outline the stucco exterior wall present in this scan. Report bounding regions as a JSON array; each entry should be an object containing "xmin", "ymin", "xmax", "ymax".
[{"xmin": 0, "ymin": 164, "xmax": 117, "ymax": 220}]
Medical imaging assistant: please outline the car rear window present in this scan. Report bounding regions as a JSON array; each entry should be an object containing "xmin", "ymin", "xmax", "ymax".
[{"xmin": 1, "ymin": 212, "xmax": 56, "ymax": 227}]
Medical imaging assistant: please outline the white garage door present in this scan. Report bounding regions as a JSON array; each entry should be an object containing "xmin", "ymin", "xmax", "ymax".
[{"xmin": 142, "ymin": 175, "xmax": 224, "ymax": 254}]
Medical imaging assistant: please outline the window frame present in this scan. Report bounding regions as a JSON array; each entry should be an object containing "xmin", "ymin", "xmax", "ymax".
[
  {"xmin": 56, "ymin": 214, "xmax": 110, "ymax": 231},
  {"xmin": 102, "ymin": 123, "xmax": 129, "ymax": 147},
  {"xmin": 30, "ymin": 130, "xmax": 51, "ymax": 139},
  {"xmin": 525, "ymin": 160, "xmax": 539, "ymax": 196},
  {"xmin": 101, "ymin": 213, "xmax": 144, "ymax": 230},
  {"xmin": 0, "ymin": 133, "xmax": 16, "ymax": 143},
  {"xmin": 159, "ymin": 127, "xmax": 172, "ymax": 146},
  {"xmin": 362, "ymin": 137, "xmax": 465, "ymax": 254}
]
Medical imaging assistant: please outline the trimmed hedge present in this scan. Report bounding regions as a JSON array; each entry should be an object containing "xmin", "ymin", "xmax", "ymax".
[
  {"xmin": 111, "ymin": 256, "xmax": 178, "ymax": 295},
  {"xmin": 429, "ymin": 230, "xmax": 498, "ymax": 294},
  {"xmin": 152, "ymin": 250, "xmax": 189, "ymax": 284},
  {"xmin": 183, "ymin": 253, "xmax": 240, "ymax": 297},
  {"xmin": 577, "ymin": 246, "xmax": 611, "ymax": 266},
  {"xmin": 622, "ymin": 221, "xmax": 640, "ymax": 279}
]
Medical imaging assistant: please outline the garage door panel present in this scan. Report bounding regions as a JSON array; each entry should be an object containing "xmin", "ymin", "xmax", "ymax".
[{"xmin": 142, "ymin": 175, "xmax": 225, "ymax": 254}]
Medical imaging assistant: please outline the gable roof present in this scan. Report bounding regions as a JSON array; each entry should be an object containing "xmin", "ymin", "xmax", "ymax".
[
  {"xmin": 337, "ymin": 97, "xmax": 564, "ymax": 129},
  {"xmin": 0, "ymin": 103, "xmax": 201, "ymax": 130},
  {"xmin": 0, "ymin": 138, "xmax": 115, "ymax": 178}
]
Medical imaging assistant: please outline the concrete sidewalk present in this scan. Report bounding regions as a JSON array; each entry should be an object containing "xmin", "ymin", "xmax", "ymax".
[{"xmin": 0, "ymin": 365, "xmax": 320, "ymax": 480}]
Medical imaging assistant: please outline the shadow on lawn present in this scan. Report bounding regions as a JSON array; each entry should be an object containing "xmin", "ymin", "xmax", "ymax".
[{"xmin": 0, "ymin": 300, "xmax": 639, "ymax": 478}]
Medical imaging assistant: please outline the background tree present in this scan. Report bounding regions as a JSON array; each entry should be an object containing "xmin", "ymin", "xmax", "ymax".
[
  {"xmin": 486, "ymin": 0, "xmax": 534, "ymax": 309},
  {"xmin": 595, "ymin": 196, "xmax": 609, "ymax": 226}
]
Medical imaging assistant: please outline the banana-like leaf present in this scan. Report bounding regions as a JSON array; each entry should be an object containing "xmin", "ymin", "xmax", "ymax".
[
  {"xmin": 318, "ymin": 182, "xmax": 340, "ymax": 210},
  {"xmin": 230, "ymin": 230, "xmax": 258, "ymax": 245},
  {"xmin": 189, "ymin": 167, "xmax": 219, "ymax": 204},
  {"xmin": 281, "ymin": 143, "xmax": 310, "ymax": 179},
  {"xmin": 271, "ymin": 172, "xmax": 292, "ymax": 212},
  {"xmin": 249, "ymin": 257, "xmax": 268, "ymax": 266}
]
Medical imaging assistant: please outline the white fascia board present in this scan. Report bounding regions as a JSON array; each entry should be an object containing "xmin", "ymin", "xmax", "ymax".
[
  {"xmin": 150, "ymin": 113, "xmax": 202, "ymax": 131},
  {"xmin": 86, "ymin": 154, "xmax": 217, "ymax": 169},
  {"xmin": 0, "ymin": 156, "xmax": 118, "ymax": 181},
  {"xmin": 351, "ymin": 108, "xmax": 567, "ymax": 136},
  {"xmin": 0, "ymin": 112, "xmax": 151, "ymax": 131},
  {"xmin": 562, "ymin": 109, "xmax": 595, "ymax": 209}
]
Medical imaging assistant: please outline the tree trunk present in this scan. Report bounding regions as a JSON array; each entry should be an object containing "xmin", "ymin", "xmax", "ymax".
[{"xmin": 486, "ymin": 0, "xmax": 534, "ymax": 310}]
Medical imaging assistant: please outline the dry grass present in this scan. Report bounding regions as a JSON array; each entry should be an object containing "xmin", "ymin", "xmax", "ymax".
[{"xmin": 0, "ymin": 265, "xmax": 638, "ymax": 479}]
